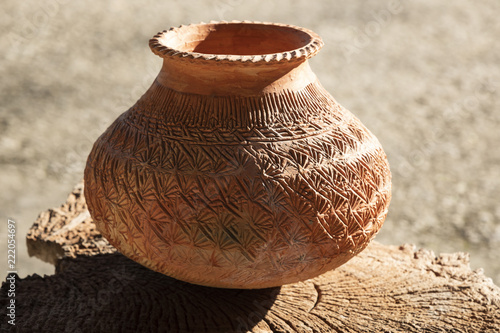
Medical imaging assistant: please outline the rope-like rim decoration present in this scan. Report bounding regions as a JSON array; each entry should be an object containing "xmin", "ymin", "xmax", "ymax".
[{"xmin": 149, "ymin": 21, "xmax": 324, "ymax": 66}]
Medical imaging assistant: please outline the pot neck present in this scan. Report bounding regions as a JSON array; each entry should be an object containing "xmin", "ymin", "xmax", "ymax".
[
  {"xmin": 156, "ymin": 58, "xmax": 318, "ymax": 96},
  {"xmin": 149, "ymin": 22, "xmax": 324, "ymax": 96}
]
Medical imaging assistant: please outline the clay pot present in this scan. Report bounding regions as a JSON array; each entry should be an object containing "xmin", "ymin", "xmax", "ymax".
[{"xmin": 84, "ymin": 22, "xmax": 391, "ymax": 289}]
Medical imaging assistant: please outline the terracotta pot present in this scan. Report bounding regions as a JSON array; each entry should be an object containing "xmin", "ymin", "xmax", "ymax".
[{"xmin": 84, "ymin": 22, "xmax": 391, "ymax": 289}]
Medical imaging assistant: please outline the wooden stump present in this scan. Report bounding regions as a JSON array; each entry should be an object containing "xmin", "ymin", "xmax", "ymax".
[{"xmin": 2, "ymin": 182, "xmax": 499, "ymax": 332}]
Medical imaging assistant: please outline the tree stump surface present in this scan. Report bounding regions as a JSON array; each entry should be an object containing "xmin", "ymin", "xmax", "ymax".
[{"xmin": 2, "ymin": 182, "xmax": 499, "ymax": 332}]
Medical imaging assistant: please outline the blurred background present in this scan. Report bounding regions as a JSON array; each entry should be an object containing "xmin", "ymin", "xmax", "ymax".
[{"xmin": 1, "ymin": 0, "xmax": 499, "ymax": 283}]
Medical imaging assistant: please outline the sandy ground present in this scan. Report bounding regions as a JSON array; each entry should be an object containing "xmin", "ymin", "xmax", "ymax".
[{"xmin": 1, "ymin": 1, "xmax": 499, "ymax": 284}]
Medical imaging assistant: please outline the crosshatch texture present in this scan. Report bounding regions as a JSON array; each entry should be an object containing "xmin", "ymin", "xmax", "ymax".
[{"xmin": 84, "ymin": 22, "xmax": 391, "ymax": 288}]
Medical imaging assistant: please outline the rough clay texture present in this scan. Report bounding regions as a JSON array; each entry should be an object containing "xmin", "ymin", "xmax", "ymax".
[
  {"xmin": 83, "ymin": 22, "xmax": 391, "ymax": 289},
  {"xmin": 1, "ymin": 1, "xmax": 499, "ymax": 285},
  {"xmin": 20, "ymin": 183, "xmax": 500, "ymax": 332}
]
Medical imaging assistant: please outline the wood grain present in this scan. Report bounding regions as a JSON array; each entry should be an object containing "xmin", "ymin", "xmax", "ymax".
[{"xmin": 16, "ymin": 183, "xmax": 500, "ymax": 332}]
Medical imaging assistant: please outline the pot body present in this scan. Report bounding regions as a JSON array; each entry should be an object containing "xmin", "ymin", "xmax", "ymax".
[{"xmin": 84, "ymin": 22, "xmax": 391, "ymax": 289}]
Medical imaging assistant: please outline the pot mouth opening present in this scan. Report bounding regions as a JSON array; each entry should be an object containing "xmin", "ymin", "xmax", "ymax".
[{"xmin": 150, "ymin": 21, "xmax": 323, "ymax": 64}]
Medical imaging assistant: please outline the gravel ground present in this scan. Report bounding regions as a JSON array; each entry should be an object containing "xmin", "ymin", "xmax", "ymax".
[{"xmin": 1, "ymin": 0, "xmax": 499, "ymax": 284}]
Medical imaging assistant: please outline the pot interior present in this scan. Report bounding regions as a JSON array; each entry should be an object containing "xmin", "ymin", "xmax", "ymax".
[{"xmin": 165, "ymin": 23, "xmax": 313, "ymax": 56}]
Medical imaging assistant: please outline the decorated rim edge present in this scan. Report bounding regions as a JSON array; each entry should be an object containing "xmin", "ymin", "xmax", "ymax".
[{"xmin": 149, "ymin": 20, "xmax": 324, "ymax": 65}]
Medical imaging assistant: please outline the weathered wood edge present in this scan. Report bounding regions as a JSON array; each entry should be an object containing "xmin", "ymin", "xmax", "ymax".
[
  {"xmin": 2, "ymin": 182, "xmax": 498, "ymax": 332},
  {"xmin": 26, "ymin": 182, "xmax": 116, "ymax": 263}
]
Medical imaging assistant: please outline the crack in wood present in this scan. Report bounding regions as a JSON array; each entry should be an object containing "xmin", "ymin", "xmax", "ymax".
[{"xmin": 308, "ymin": 283, "xmax": 322, "ymax": 313}]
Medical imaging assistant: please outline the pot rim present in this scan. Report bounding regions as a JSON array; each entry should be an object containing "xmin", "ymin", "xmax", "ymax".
[{"xmin": 149, "ymin": 21, "xmax": 324, "ymax": 66}]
